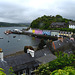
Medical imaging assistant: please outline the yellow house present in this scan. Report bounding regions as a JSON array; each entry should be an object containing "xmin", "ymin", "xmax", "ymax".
[{"xmin": 32, "ymin": 30, "xmax": 35, "ymax": 33}]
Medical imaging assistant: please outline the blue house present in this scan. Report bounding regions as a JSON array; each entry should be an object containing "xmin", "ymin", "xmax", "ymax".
[{"xmin": 43, "ymin": 30, "xmax": 51, "ymax": 35}]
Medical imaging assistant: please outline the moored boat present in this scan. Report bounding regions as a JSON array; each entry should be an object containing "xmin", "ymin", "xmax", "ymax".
[
  {"xmin": 4, "ymin": 30, "xmax": 12, "ymax": 34},
  {"xmin": 0, "ymin": 37, "xmax": 3, "ymax": 39}
]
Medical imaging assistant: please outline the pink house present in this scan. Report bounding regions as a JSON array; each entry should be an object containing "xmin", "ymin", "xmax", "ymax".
[{"xmin": 35, "ymin": 30, "xmax": 43, "ymax": 34}]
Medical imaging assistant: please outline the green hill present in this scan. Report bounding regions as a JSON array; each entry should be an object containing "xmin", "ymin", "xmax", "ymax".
[{"xmin": 30, "ymin": 15, "xmax": 72, "ymax": 29}]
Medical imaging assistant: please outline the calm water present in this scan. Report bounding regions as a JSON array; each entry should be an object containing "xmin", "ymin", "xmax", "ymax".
[{"xmin": 0, "ymin": 27, "xmax": 41, "ymax": 56}]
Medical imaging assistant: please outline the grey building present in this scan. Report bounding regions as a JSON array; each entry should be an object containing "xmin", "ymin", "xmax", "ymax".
[{"xmin": 50, "ymin": 22, "xmax": 67, "ymax": 28}]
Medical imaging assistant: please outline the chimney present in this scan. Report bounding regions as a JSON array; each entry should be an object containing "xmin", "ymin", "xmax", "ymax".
[
  {"xmin": 0, "ymin": 48, "xmax": 4, "ymax": 61},
  {"xmin": 58, "ymin": 37, "xmax": 63, "ymax": 42},
  {"xmin": 27, "ymin": 49, "xmax": 34, "ymax": 57}
]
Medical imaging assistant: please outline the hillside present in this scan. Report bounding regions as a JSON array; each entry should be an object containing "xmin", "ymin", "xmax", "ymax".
[
  {"xmin": 0, "ymin": 22, "xmax": 30, "ymax": 27},
  {"xmin": 30, "ymin": 15, "xmax": 72, "ymax": 29}
]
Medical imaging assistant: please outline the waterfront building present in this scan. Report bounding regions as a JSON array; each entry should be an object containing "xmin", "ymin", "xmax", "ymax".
[
  {"xmin": 28, "ymin": 28, "xmax": 32, "ymax": 33},
  {"xmin": 51, "ymin": 30, "xmax": 59, "ymax": 37},
  {"xmin": 59, "ymin": 31, "xmax": 73, "ymax": 37},
  {"xmin": 42, "ymin": 30, "xmax": 51, "ymax": 35},
  {"xmin": 35, "ymin": 29, "xmax": 43, "ymax": 34},
  {"xmin": 32, "ymin": 29, "xmax": 35, "ymax": 34}
]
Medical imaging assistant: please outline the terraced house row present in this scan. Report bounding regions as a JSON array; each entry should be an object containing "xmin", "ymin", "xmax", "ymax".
[{"xmin": 25, "ymin": 28, "xmax": 73, "ymax": 37}]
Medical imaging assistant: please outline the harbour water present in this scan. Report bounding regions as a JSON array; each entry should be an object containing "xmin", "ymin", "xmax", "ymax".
[{"xmin": 0, "ymin": 27, "xmax": 41, "ymax": 56}]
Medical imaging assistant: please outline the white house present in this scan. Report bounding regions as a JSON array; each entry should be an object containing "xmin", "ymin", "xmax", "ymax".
[{"xmin": 69, "ymin": 22, "xmax": 75, "ymax": 29}]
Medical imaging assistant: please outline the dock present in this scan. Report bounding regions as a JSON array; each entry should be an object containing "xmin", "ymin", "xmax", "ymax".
[{"xmin": 12, "ymin": 31, "xmax": 58, "ymax": 40}]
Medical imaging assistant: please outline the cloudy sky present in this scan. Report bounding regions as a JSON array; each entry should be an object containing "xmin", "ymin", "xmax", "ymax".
[{"xmin": 0, "ymin": 0, "xmax": 75, "ymax": 23}]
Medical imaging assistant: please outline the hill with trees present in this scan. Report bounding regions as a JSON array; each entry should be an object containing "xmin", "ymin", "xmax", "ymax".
[
  {"xmin": 30, "ymin": 15, "xmax": 72, "ymax": 29},
  {"xmin": 0, "ymin": 22, "xmax": 30, "ymax": 27}
]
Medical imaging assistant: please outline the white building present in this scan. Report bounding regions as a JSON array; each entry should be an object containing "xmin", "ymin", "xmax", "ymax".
[{"xmin": 69, "ymin": 22, "xmax": 75, "ymax": 29}]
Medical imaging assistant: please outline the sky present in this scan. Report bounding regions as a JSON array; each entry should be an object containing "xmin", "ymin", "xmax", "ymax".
[{"xmin": 0, "ymin": 0, "xmax": 75, "ymax": 23}]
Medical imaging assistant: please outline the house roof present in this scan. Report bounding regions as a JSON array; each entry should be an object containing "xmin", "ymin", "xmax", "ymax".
[
  {"xmin": 51, "ymin": 22, "xmax": 65, "ymax": 26},
  {"xmin": 4, "ymin": 48, "xmax": 56, "ymax": 72},
  {"xmin": 52, "ymin": 38, "xmax": 75, "ymax": 53},
  {"xmin": 53, "ymin": 38, "xmax": 73, "ymax": 49},
  {"xmin": 36, "ymin": 54, "xmax": 57, "ymax": 64}
]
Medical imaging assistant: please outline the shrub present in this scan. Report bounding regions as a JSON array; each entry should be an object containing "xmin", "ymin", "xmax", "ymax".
[
  {"xmin": 0, "ymin": 68, "xmax": 6, "ymax": 75},
  {"xmin": 51, "ymin": 66, "xmax": 75, "ymax": 75},
  {"xmin": 35, "ymin": 52, "xmax": 75, "ymax": 75}
]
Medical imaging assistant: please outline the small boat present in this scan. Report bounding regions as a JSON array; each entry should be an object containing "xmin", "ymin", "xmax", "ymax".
[
  {"xmin": 0, "ymin": 37, "xmax": 3, "ymax": 39},
  {"xmin": 4, "ymin": 30, "xmax": 12, "ymax": 34},
  {"xmin": 13, "ymin": 36, "xmax": 16, "ymax": 38}
]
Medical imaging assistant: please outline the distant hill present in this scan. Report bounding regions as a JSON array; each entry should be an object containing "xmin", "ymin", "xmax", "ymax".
[{"xmin": 0, "ymin": 22, "xmax": 31, "ymax": 27}]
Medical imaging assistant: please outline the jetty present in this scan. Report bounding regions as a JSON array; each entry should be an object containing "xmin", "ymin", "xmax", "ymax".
[{"xmin": 12, "ymin": 31, "xmax": 58, "ymax": 40}]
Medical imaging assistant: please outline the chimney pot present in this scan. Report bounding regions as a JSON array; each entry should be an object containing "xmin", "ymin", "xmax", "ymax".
[
  {"xmin": 27, "ymin": 49, "xmax": 34, "ymax": 57},
  {"xmin": 0, "ymin": 48, "xmax": 4, "ymax": 61}
]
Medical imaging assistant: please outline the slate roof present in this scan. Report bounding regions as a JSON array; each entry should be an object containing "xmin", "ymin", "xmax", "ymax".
[
  {"xmin": 53, "ymin": 38, "xmax": 73, "ymax": 50},
  {"xmin": 52, "ymin": 38, "xmax": 75, "ymax": 54},
  {"xmin": 36, "ymin": 54, "xmax": 57, "ymax": 64},
  {"xmin": 51, "ymin": 22, "xmax": 65, "ymax": 26},
  {"xmin": 34, "ymin": 47, "xmax": 52, "ymax": 58},
  {"xmin": 5, "ymin": 53, "xmax": 35, "ymax": 70},
  {"xmin": 4, "ymin": 48, "xmax": 56, "ymax": 72}
]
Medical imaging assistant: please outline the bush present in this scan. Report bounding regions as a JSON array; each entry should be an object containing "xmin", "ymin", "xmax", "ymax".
[
  {"xmin": 51, "ymin": 66, "xmax": 75, "ymax": 75},
  {"xmin": 35, "ymin": 52, "xmax": 75, "ymax": 75},
  {"xmin": 0, "ymin": 68, "xmax": 6, "ymax": 75}
]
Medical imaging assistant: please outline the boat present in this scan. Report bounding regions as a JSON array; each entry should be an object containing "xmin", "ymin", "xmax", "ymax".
[
  {"xmin": 4, "ymin": 30, "xmax": 12, "ymax": 34},
  {"xmin": 13, "ymin": 36, "xmax": 16, "ymax": 38},
  {"xmin": 0, "ymin": 37, "xmax": 3, "ymax": 39}
]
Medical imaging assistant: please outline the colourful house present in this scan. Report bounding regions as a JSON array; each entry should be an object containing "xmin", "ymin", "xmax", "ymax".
[
  {"xmin": 35, "ymin": 29, "xmax": 43, "ymax": 34},
  {"xmin": 51, "ymin": 30, "xmax": 59, "ymax": 37},
  {"xmin": 43, "ymin": 30, "xmax": 51, "ymax": 35},
  {"xmin": 32, "ymin": 30, "xmax": 35, "ymax": 33},
  {"xmin": 59, "ymin": 31, "xmax": 73, "ymax": 37}
]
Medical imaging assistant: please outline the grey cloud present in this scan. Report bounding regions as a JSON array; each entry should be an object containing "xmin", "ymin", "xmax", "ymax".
[{"xmin": 0, "ymin": 0, "xmax": 75, "ymax": 23}]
